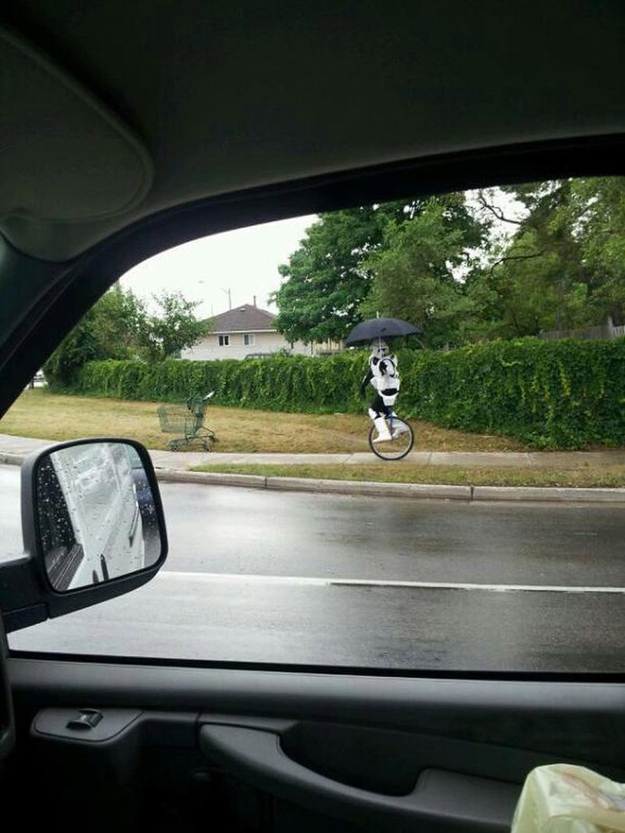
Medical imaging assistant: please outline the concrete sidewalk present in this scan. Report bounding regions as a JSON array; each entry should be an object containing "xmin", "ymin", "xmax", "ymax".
[
  {"xmin": 1, "ymin": 433, "xmax": 624, "ymax": 503},
  {"xmin": 2, "ymin": 432, "xmax": 625, "ymax": 471},
  {"xmin": 154, "ymin": 449, "xmax": 625, "ymax": 469}
]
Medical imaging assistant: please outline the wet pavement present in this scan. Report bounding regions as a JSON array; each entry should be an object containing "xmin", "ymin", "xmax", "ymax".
[
  {"xmin": 9, "ymin": 572, "xmax": 625, "ymax": 672},
  {"xmin": 0, "ymin": 464, "xmax": 22, "ymax": 559},
  {"xmin": 3, "ymin": 468, "xmax": 625, "ymax": 587},
  {"xmin": 153, "ymin": 481, "xmax": 625, "ymax": 586},
  {"xmin": 3, "ymin": 465, "xmax": 625, "ymax": 672}
]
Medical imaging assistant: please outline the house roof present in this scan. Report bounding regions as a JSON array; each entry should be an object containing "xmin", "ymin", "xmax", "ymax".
[{"xmin": 206, "ymin": 304, "xmax": 277, "ymax": 334}]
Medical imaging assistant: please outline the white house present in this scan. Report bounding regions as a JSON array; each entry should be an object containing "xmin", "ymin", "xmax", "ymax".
[{"xmin": 181, "ymin": 302, "xmax": 338, "ymax": 361}]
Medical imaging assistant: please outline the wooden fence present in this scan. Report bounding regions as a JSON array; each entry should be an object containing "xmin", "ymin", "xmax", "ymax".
[{"xmin": 540, "ymin": 320, "xmax": 625, "ymax": 341}]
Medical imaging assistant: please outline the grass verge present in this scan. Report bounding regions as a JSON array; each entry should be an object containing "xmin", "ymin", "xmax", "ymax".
[
  {"xmin": 191, "ymin": 463, "xmax": 625, "ymax": 488},
  {"xmin": 0, "ymin": 389, "xmax": 533, "ymax": 453}
]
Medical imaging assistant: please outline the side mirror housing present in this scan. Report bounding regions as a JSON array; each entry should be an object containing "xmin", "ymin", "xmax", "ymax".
[{"xmin": 0, "ymin": 438, "xmax": 168, "ymax": 632}]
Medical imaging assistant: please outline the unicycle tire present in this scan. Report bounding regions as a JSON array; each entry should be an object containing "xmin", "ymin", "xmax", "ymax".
[{"xmin": 368, "ymin": 417, "xmax": 414, "ymax": 461}]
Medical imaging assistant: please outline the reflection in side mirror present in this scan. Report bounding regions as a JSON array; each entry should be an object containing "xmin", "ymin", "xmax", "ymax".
[{"xmin": 35, "ymin": 441, "xmax": 163, "ymax": 592}]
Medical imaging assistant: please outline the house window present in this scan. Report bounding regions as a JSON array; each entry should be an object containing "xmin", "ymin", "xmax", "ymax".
[
  {"xmin": 243, "ymin": 333, "xmax": 255, "ymax": 346},
  {"xmin": 218, "ymin": 335, "xmax": 229, "ymax": 346}
]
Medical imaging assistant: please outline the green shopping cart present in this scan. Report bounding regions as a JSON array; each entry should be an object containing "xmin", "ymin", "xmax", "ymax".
[{"xmin": 157, "ymin": 391, "xmax": 218, "ymax": 451}]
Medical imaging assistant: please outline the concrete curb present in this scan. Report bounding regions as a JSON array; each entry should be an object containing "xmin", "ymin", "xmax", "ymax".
[
  {"xmin": 265, "ymin": 475, "xmax": 471, "ymax": 500},
  {"xmin": 156, "ymin": 469, "xmax": 267, "ymax": 489},
  {"xmin": 3, "ymin": 451, "xmax": 625, "ymax": 503},
  {"xmin": 472, "ymin": 485, "xmax": 625, "ymax": 503},
  {"xmin": 0, "ymin": 452, "xmax": 25, "ymax": 466},
  {"xmin": 155, "ymin": 468, "xmax": 625, "ymax": 503}
]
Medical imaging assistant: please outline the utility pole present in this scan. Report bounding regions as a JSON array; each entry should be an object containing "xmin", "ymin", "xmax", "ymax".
[{"xmin": 221, "ymin": 287, "xmax": 232, "ymax": 310}]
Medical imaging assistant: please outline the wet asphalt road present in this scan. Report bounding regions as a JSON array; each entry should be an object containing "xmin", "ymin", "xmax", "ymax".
[
  {"xmin": 8, "ymin": 571, "xmax": 625, "ymax": 672},
  {"xmin": 3, "ymin": 465, "xmax": 625, "ymax": 672},
  {"xmin": 156, "ymin": 480, "xmax": 625, "ymax": 586},
  {"xmin": 3, "ymin": 466, "xmax": 625, "ymax": 586},
  {"xmin": 0, "ymin": 465, "xmax": 22, "ymax": 560}
]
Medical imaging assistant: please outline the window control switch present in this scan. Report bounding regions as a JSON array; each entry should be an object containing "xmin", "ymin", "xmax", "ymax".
[{"xmin": 66, "ymin": 709, "xmax": 103, "ymax": 731}]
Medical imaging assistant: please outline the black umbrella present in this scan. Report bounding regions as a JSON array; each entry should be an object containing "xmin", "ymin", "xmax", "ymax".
[{"xmin": 344, "ymin": 317, "xmax": 422, "ymax": 347}]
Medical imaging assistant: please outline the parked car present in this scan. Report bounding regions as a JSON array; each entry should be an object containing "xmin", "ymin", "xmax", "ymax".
[{"xmin": 125, "ymin": 445, "xmax": 160, "ymax": 563}]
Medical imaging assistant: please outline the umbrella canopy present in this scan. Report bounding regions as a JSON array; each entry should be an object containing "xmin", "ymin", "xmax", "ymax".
[{"xmin": 344, "ymin": 317, "xmax": 422, "ymax": 347}]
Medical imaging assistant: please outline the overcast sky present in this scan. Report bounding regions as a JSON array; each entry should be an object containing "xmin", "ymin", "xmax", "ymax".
[
  {"xmin": 120, "ymin": 214, "xmax": 316, "ymax": 318},
  {"xmin": 120, "ymin": 188, "xmax": 526, "ymax": 320}
]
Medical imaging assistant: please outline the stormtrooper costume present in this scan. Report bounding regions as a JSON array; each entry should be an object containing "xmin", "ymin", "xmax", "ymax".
[{"xmin": 360, "ymin": 340, "xmax": 402, "ymax": 442}]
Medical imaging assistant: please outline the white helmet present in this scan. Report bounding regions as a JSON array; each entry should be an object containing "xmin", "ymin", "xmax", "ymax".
[{"xmin": 370, "ymin": 339, "xmax": 388, "ymax": 359}]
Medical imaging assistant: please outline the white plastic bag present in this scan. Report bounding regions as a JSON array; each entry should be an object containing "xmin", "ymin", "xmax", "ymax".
[{"xmin": 512, "ymin": 765, "xmax": 625, "ymax": 833}]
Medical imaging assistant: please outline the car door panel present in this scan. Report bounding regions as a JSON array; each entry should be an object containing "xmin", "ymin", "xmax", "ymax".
[
  {"xmin": 200, "ymin": 721, "xmax": 523, "ymax": 833},
  {"xmin": 6, "ymin": 658, "xmax": 625, "ymax": 832}
]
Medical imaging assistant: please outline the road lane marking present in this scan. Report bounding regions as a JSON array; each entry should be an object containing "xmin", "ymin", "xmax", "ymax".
[{"xmin": 158, "ymin": 571, "xmax": 625, "ymax": 594}]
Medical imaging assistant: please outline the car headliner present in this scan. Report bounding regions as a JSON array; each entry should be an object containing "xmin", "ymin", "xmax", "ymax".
[{"xmin": 1, "ymin": 0, "xmax": 624, "ymax": 261}]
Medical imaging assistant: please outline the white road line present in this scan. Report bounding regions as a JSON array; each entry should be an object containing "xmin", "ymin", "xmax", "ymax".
[{"xmin": 158, "ymin": 571, "xmax": 625, "ymax": 594}]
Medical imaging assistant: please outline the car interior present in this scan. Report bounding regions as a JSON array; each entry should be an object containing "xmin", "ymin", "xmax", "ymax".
[{"xmin": 0, "ymin": 3, "xmax": 624, "ymax": 832}]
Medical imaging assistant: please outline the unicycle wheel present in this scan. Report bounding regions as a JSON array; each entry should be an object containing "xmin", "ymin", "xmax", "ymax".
[{"xmin": 368, "ymin": 417, "xmax": 414, "ymax": 461}]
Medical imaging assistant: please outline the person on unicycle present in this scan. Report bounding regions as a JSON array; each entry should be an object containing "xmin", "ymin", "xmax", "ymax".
[{"xmin": 360, "ymin": 339, "xmax": 406, "ymax": 443}]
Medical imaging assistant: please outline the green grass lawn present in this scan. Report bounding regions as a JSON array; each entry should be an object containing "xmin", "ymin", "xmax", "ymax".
[
  {"xmin": 4, "ymin": 391, "xmax": 623, "ymax": 486},
  {"xmin": 191, "ymin": 463, "xmax": 625, "ymax": 488},
  {"xmin": 0, "ymin": 389, "xmax": 533, "ymax": 453}
]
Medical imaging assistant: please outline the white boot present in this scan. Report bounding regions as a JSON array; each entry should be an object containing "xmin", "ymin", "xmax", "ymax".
[
  {"xmin": 372, "ymin": 416, "xmax": 392, "ymax": 443},
  {"xmin": 388, "ymin": 411, "xmax": 409, "ymax": 435},
  {"xmin": 393, "ymin": 420, "xmax": 409, "ymax": 435}
]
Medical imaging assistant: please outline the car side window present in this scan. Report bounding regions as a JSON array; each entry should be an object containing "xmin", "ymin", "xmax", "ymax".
[{"xmin": 3, "ymin": 176, "xmax": 625, "ymax": 674}]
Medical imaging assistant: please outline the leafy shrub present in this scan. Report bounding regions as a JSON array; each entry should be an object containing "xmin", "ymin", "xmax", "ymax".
[
  {"xmin": 400, "ymin": 338, "xmax": 625, "ymax": 448},
  {"xmin": 74, "ymin": 338, "xmax": 625, "ymax": 449}
]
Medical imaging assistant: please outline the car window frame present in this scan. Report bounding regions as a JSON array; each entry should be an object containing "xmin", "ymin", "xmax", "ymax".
[{"xmin": 1, "ymin": 132, "xmax": 625, "ymax": 683}]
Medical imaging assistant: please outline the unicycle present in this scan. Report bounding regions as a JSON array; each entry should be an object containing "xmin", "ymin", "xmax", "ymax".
[{"xmin": 368, "ymin": 414, "xmax": 414, "ymax": 461}]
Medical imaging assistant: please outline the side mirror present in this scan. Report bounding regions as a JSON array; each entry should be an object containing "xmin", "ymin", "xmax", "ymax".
[
  {"xmin": 0, "ymin": 439, "xmax": 168, "ymax": 631},
  {"xmin": 32, "ymin": 440, "xmax": 164, "ymax": 591}
]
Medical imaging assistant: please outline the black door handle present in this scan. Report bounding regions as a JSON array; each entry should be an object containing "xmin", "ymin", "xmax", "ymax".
[{"xmin": 200, "ymin": 723, "xmax": 521, "ymax": 833}]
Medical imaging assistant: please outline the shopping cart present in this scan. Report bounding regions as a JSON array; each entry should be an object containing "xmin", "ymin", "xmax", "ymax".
[{"xmin": 157, "ymin": 391, "xmax": 218, "ymax": 451}]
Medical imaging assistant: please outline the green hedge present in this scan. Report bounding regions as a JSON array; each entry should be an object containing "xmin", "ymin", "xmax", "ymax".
[
  {"xmin": 73, "ymin": 338, "xmax": 625, "ymax": 448},
  {"xmin": 76, "ymin": 353, "xmax": 379, "ymax": 413},
  {"xmin": 399, "ymin": 338, "xmax": 625, "ymax": 449}
]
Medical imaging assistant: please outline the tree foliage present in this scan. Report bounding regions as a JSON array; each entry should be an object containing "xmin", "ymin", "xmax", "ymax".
[
  {"xmin": 43, "ymin": 285, "xmax": 144, "ymax": 387},
  {"xmin": 567, "ymin": 177, "xmax": 625, "ymax": 324},
  {"xmin": 44, "ymin": 285, "xmax": 206, "ymax": 387},
  {"xmin": 272, "ymin": 176, "xmax": 625, "ymax": 347},
  {"xmin": 466, "ymin": 177, "xmax": 625, "ymax": 339},
  {"xmin": 137, "ymin": 291, "xmax": 207, "ymax": 362},
  {"xmin": 271, "ymin": 202, "xmax": 423, "ymax": 343},
  {"xmin": 361, "ymin": 193, "xmax": 488, "ymax": 347}
]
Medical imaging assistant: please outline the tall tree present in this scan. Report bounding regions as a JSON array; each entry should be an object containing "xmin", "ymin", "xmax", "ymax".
[
  {"xmin": 469, "ymin": 177, "xmax": 625, "ymax": 338},
  {"xmin": 271, "ymin": 201, "xmax": 421, "ymax": 343},
  {"xmin": 465, "ymin": 228, "xmax": 581, "ymax": 339},
  {"xmin": 43, "ymin": 285, "xmax": 145, "ymax": 386},
  {"xmin": 566, "ymin": 177, "xmax": 625, "ymax": 325},
  {"xmin": 44, "ymin": 286, "xmax": 207, "ymax": 386},
  {"xmin": 361, "ymin": 193, "xmax": 489, "ymax": 347},
  {"xmin": 136, "ymin": 291, "xmax": 208, "ymax": 362}
]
